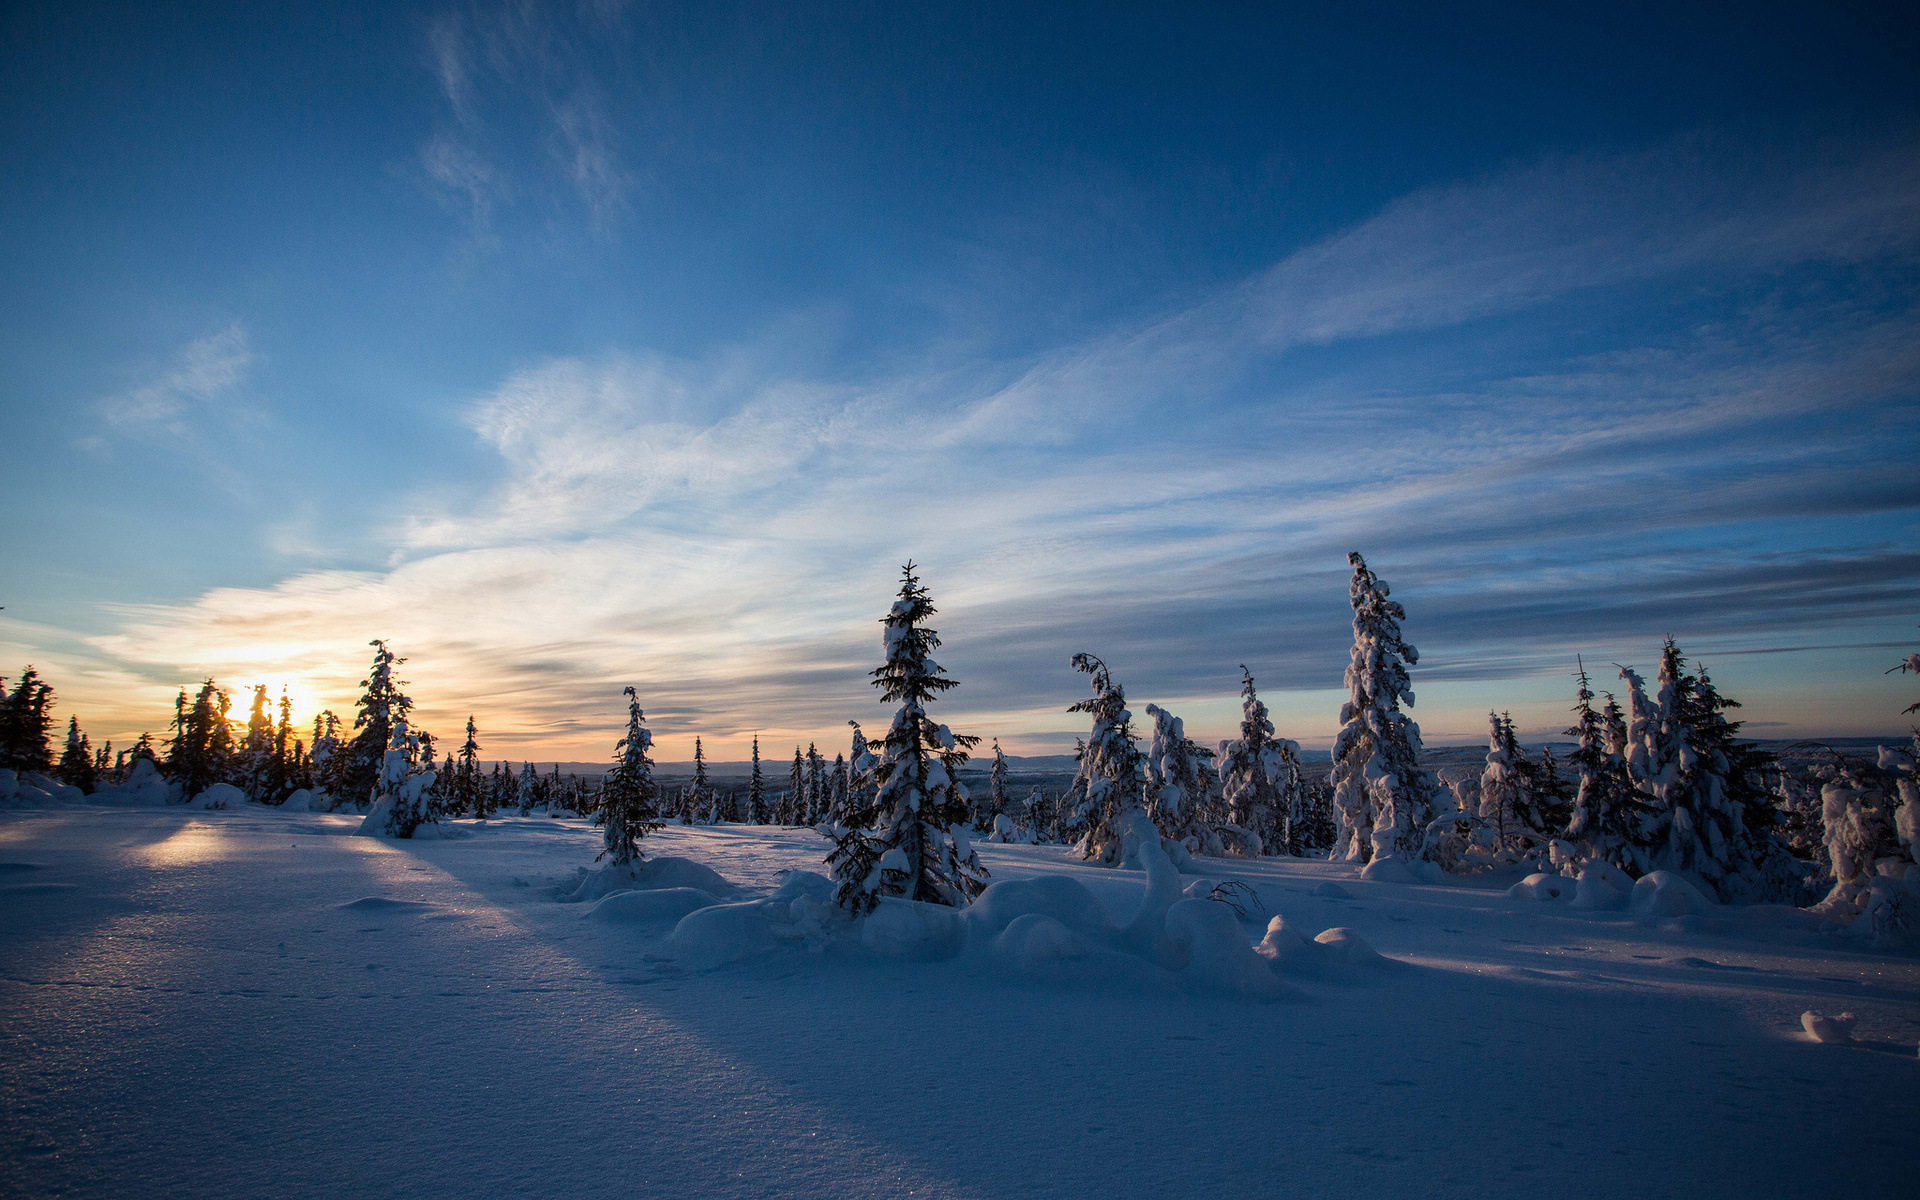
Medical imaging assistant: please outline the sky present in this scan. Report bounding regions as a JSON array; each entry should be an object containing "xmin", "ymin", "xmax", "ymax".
[{"xmin": 2, "ymin": 1, "xmax": 1917, "ymax": 763}]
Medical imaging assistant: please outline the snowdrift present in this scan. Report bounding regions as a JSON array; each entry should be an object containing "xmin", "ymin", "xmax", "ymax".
[{"xmin": 640, "ymin": 811, "xmax": 1390, "ymax": 998}]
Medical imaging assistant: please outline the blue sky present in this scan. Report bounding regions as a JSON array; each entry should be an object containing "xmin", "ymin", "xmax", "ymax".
[{"xmin": 2, "ymin": 1, "xmax": 1917, "ymax": 760}]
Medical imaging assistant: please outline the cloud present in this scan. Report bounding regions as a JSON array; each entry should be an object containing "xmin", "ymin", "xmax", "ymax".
[
  {"xmin": 69, "ymin": 127, "xmax": 1920, "ymax": 751},
  {"xmin": 90, "ymin": 323, "xmax": 253, "ymax": 441},
  {"xmin": 420, "ymin": 2, "xmax": 635, "ymax": 242}
]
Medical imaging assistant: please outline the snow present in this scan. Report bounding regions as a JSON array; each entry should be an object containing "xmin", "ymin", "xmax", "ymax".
[
  {"xmin": 3, "ymin": 804, "xmax": 1917, "ymax": 1199},
  {"xmin": 1800, "ymin": 1009, "xmax": 1857, "ymax": 1043}
]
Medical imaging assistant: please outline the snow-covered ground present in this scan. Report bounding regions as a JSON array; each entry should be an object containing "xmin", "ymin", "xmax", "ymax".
[{"xmin": 2, "ymin": 807, "xmax": 1914, "ymax": 1199}]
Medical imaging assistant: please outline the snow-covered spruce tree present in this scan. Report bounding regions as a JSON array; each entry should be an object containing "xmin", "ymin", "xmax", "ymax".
[
  {"xmin": 57, "ymin": 716, "xmax": 97, "ymax": 793},
  {"xmin": 1330, "ymin": 553, "xmax": 1440, "ymax": 866},
  {"xmin": 597, "ymin": 688, "xmax": 663, "ymax": 865},
  {"xmin": 690, "ymin": 736, "xmax": 712, "ymax": 823},
  {"xmin": 826, "ymin": 564, "xmax": 986, "ymax": 913},
  {"xmin": 1060, "ymin": 654, "xmax": 1147, "ymax": 865},
  {"xmin": 1620, "ymin": 640, "xmax": 1799, "ymax": 903},
  {"xmin": 235, "ymin": 684, "xmax": 274, "ymax": 800},
  {"xmin": 806, "ymin": 742, "xmax": 827, "ymax": 824},
  {"xmin": 986, "ymin": 739, "xmax": 1010, "ymax": 828},
  {"xmin": 841, "ymin": 721, "xmax": 876, "ymax": 821},
  {"xmin": 1478, "ymin": 712, "xmax": 1558, "ymax": 862},
  {"xmin": 1564, "ymin": 661, "xmax": 1654, "ymax": 875},
  {"xmin": 747, "ymin": 735, "xmax": 765, "ymax": 824},
  {"xmin": 371, "ymin": 713, "xmax": 438, "ymax": 837},
  {"xmin": 829, "ymin": 753, "xmax": 849, "ymax": 822},
  {"xmin": 342, "ymin": 641, "xmax": 412, "ymax": 810},
  {"xmin": 786, "ymin": 747, "xmax": 805, "ymax": 825},
  {"xmin": 168, "ymin": 679, "xmax": 236, "ymax": 798},
  {"xmin": 1215, "ymin": 666, "xmax": 1297, "ymax": 856},
  {"xmin": 513, "ymin": 761, "xmax": 535, "ymax": 815},
  {"xmin": 452, "ymin": 716, "xmax": 481, "ymax": 817},
  {"xmin": 1145, "ymin": 702, "xmax": 1232, "ymax": 858},
  {"xmin": 0, "ymin": 667, "xmax": 56, "ymax": 775}
]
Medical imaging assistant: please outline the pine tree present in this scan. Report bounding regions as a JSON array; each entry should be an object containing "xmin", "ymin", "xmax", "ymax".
[
  {"xmin": 1330, "ymin": 553, "xmax": 1440, "ymax": 865},
  {"xmin": 827, "ymin": 563, "xmax": 986, "ymax": 913},
  {"xmin": 597, "ymin": 687, "xmax": 663, "ymax": 865},
  {"xmin": 343, "ymin": 641, "xmax": 412, "ymax": 810},
  {"xmin": 788, "ymin": 747, "xmax": 805, "ymax": 826},
  {"xmin": 57, "ymin": 716, "xmax": 97, "ymax": 792},
  {"xmin": 0, "ymin": 667, "xmax": 56, "ymax": 775},
  {"xmin": 1060, "ymin": 653, "xmax": 1145, "ymax": 865},
  {"xmin": 1477, "ymin": 712, "xmax": 1529, "ymax": 860},
  {"xmin": 747, "ymin": 734, "xmax": 765, "ymax": 824}
]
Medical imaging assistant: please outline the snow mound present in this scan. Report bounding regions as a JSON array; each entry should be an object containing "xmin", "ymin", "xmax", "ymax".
[
  {"xmin": 190, "ymin": 783, "xmax": 249, "ymax": 810},
  {"xmin": 1358, "ymin": 855, "xmax": 1441, "ymax": 884},
  {"xmin": 1313, "ymin": 882, "xmax": 1353, "ymax": 899},
  {"xmin": 964, "ymin": 874, "xmax": 1114, "ymax": 940},
  {"xmin": 1572, "ymin": 863, "xmax": 1633, "ymax": 911},
  {"xmin": 861, "ymin": 898, "xmax": 967, "ymax": 960},
  {"xmin": 1630, "ymin": 871, "xmax": 1716, "ymax": 921},
  {"xmin": 0, "ymin": 770, "xmax": 85, "ymax": 808},
  {"xmin": 1165, "ymin": 898, "xmax": 1296, "ymax": 998},
  {"xmin": 84, "ymin": 760, "xmax": 174, "ymax": 807},
  {"xmin": 1801, "ymin": 1010, "xmax": 1856, "ymax": 1044},
  {"xmin": 586, "ymin": 887, "xmax": 724, "ymax": 926},
  {"xmin": 1256, "ymin": 917, "xmax": 1394, "ymax": 979},
  {"xmin": 281, "ymin": 789, "xmax": 317, "ymax": 812},
  {"xmin": 992, "ymin": 913, "xmax": 1091, "ymax": 965},
  {"xmin": 338, "ymin": 897, "xmax": 437, "ymax": 913},
  {"xmin": 1508, "ymin": 873, "xmax": 1575, "ymax": 902},
  {"xmin": 654, "ymin": 900, "xmax": 794, "ymax": 970},
  {"xmin": 563, "ymin": 856, "xmax": 741, "ymax": 903}
]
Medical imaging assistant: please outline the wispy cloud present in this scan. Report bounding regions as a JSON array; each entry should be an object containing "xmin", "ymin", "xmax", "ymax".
[
  {"xmin": 74, "ymin": 128, "xmax": 1920, "ymax": 752},
  {"xmin": 88, "ymin": 323, "xmax": 253, "ymax": 445},
  {"xmin": 420, "ymin": 2, "xmax": 636, "ymax": 243}
]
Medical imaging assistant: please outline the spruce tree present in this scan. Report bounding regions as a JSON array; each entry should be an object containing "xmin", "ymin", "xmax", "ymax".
[
  {"xmin": 343, "ymin": 641, "xmax": 411, "ymax": 810},
  {"xmin": 747, "ymin": 734, "xmax": 765, "ymax": 824},
  {"xmin": 690, "ymin": 736, "xmax": 712, "ymax": 822},
  {"xmin": 830, "ymin": 753, "xmax": 849, "ymax": 823},
  {"xmin": 456, "ymin": 717, "xmax": 482, "ymax": 816},
  {"xmin": 986, "ymin": 740, "xmax": 1010, "ymax": 828},
  {"xmin": 597, "ymin": 687, "xmax": 663, "ymax": 865},
  {"xmin": 57, "ymin": 716, "xmax": 97, "ymax": 792},
  {"xmin": 1144, "ymin": 702, "xmax": 1221, "ymax": 854},
  {"xmin": 1215, "ymin": 667, "xmax": 1288, "ymax": 855},
  {"xmin": 373, "ymin": 713, "xmax": 438, "ymax": 837},
  {"xmin": 1060, "ymin": 653, "xmax": 1145, "ymax": 865},
  {"xmin": 805, "ymin": 742, "xmax": 826, "ymax": 824},
  {"xmin": 826, "ymin": 563, "xmax": 986, "ymax": 912},
  {"xmin": 517, "ymin": 761, "xmax": 538, "ymax": 815},
  {"xmin": 1620, "ymin": 640, "xmax": 1795, "ymax": 902},
  {"xmin": 0, "ymin": 667, "xmax": 56, "ymax": 775},
  {"xmin": 1330, "ymin": 553, "xmax": 1441, "ymax": 865},
  {"xmin": 1565, "ymin": 661, "xmax": 1653, "ymax": 874},
  {"xmin": 788, "ymin": 746, "xmax": 805, "ymax": 826},
  {"xmin": 168, "ymin": 679, "xmax": 236, "ymax": 797}
]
